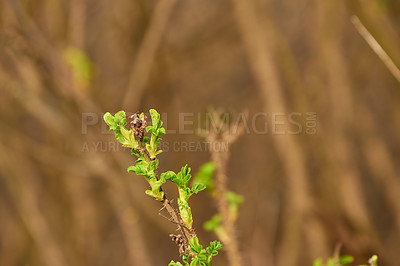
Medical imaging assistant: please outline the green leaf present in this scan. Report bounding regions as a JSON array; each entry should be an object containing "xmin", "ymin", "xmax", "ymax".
[
  {"xmin": 339, "ymin": 255, "xmax": 354, "ymax": 265},
  {"xmin": 119, "ymin": 127, "xmax": 135, "ymax": 147},
  {"xmin": 327, "ymin": 258, "xmax": 335, "ymax": 266},
  {"xmin": 63, "ymin": 47, "xmax": 93, "ymax": 87},
  {"xmin": 189, "ymin": 237, "xmax": 203, "ymax": 254},
  {"xmin": 167, "ymin": 165, "xmax": 192, "ymax": 188},
  {"xmin": 197, "ymin": 250, "xmax": 208, "ymax": 261},
  {"xmin": 206, "ymin": 240, "xmax": 223, "ymax": 256},
  {"xmin": 130, "ymin": 149, "xmax": 142, "ymax": 157},
  {"xmin": 169, "ymin": 261, "xmax": 183, "ymax": 266},
  {"xmin": 192, "ymin": 162, "xmax": 216, "ymax": 192},
  {"xmin": 191, "ymin": 183, "xmax": 206, "ymax": 194},
  {"xmin": 225, "ymin": 191, "xmax": 244, "ymax": 205},
  {"xmin": 225, "ymin": 191, "xmax": 244, "ymax": 222},
  {"xmin": 211, "ymin": 240, "xmax": 223, "ymax": 250},
  {"xmin": 103, "ymin": 111, "xmax": 139, "ymax": 149},
  {"xmin": 203, "ymin": 214, "xmax": 221, "ymax": 232},
  {"xmin": 178, "ymin": 198, "xmax": 193, "ymax": 229},
  {"xmin": 127, "ymin": 165, "xmax": 147, "ymax": 176},
  {"xmin": 127, "ymin": 166, "xmax": 136, "ymax": 173},
  {"xmin": 146, "ymin": 126, "xmax": 155, "ymax": 134},
  {"xmin": 313, "ymin": 258, "xmax": 322, "ymax": 266},
  {"xmin": 114, "ymin": 111, "xmax": 127, "ymax": 125},
  {"xmin": 103, "ymin": 112, "xmax": 115, "ymax": 129},
  {"xmin": 144, "ymin": 109, "xmax": 166, "ymax": 159},
  {"xmin": 159, "ymin": 127, "xmax": 166, "ymax": 135},
  {"xmin": 177, "ymin": 165, "xmax": 192, "ymax": 187},
  {"xmin": 189, "ymin": 259, "xmax": 200, "ymax": 266},
  {"xmin": 145, "ymin": 189, "xmax": 164, "ymax": 201},
  {"xmin": 149, "ymin": 109, "xmax": 162, "ymax": 128},
  {"xmin": 161, "ymin": 171, "xmax": 177, "ymax": 181},
  {"xmin": 149, "ymin": 178, "xmax": 166, "ymax": 200},
  {"xmin": 104, "ymin": 111, "xmax": 126, "ymax": 131},
  {"xmin": 369, "ymin": 255, "xmax": 378, "ymax": 266},
  {"xmin": 182, "ymin": 254, "xmax": 189, "ymax": 264},
  {"xmin": 148, "ymin": 159, "xmax": 159, "ymax": 173}
]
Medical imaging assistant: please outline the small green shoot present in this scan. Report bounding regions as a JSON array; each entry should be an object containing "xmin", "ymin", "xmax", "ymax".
[
  {"xmin": 169, "ymin": 237, "xmax": 223, "ymax": 266},
  {"xmin": 103, "ymin": 109, "xmax": 222, "ymax": 265}
]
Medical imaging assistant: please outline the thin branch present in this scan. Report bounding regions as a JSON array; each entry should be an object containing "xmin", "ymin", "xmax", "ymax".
[
  {"xmin": 205, "ymin": 109, "xmax": 244, "ymax": 266},
  {"xmin": 122, "ymin": 0, "xmax": 178, "ymax": 109},
  {"xmin": 351, "ymin": 15, "xmax": 400, "ymax": 84},
  {"xmin": 137, "ymin": 140, "xmax": 197, "ymax": 253},
  {"xmin": 69, "ymin": 0, "xmax": 86, "ymax": 49},
  {"xmin": 0, "ymin": 142, "xmax": 67, "ymax": 266},
  {"xmin": 230, "ymin": 0, "xmax": 329, "ymax": 264}
]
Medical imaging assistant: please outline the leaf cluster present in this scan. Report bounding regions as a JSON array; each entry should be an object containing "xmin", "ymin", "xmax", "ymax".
[
  {"xmin": 191, "ymin": 162, "xmax": 244, "ymax": 241},
  {"xmin": 63, "ymin": 47, "xmax": 93, "ymax": 87},
  {"xmin": 203, "ymin": 191, "xmax": 244, "ymax": 234},
  {"xmin": 127, "ymin": 158, "xmax": 166, "ymax": 201},
  {"xmin": 104, "ymin": 109, "xmax": 166, "ymax": 201},
  {"xmin": 192, "ymin": 162, "xmax": 216, "ymax": 192},
  {"xmin": 313, "ymin": 255, "xmax": 354, "ymax": 266},
  {"xmin": 104, "ymin": 111, "xmax": 139, "ymax": 149},
  {"xmin": 161, "ymin": 166, "xmax": 206, "ymax": 229},
  {"xmin": 169, "ymin": 237, "xmax": 223, "ymax": 266},
  {"xmin": 103, "ymin": 109, "xmax": 223, "ymax": 266},
  {"xmin": 313, "ymin": 254, "xmax": 378, "ymax": 266},
  {"xmin": 146, "ymin": 109, "xmax": 166, "ymax": 159}
]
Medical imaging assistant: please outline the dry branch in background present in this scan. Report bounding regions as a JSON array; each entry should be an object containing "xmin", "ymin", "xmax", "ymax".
[
  {"xmin": 317, "ymin": 3, "xmax": 380, "ymax": 253},
  {"xmin": 0, "ymin": 142, "xmax": 67, "ymax": 266},
  {"xmin": 1, "ymin": 0, "xmax": 400, "ymax": 265},
  {"xmin": 0, "ymin": 2, "xmax": 152, "ymax": 265},
  {"xmin": 351, "ymin": 16, "xmax": 400, "ymax": 84},
  {"xmin": 123, "ymin": 0, "xmax": 178, "ymax": 109},
  {"xmin": 204, "ymin": 109, "xmax": 245, "ymax": 266},
  {"xmin": 230, "ymin": 1, "xmax": 329, "ymax": 265}
]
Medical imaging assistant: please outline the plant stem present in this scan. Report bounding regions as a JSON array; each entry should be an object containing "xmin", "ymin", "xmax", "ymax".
[
  {"xmin": 162, "ymin": 198, "xmax": 197, "ymax": 244},
  {"xmin": 212, "ymin": 148, "xmax": 242, "ymax": 266},
  {"xmin": 140, "ymin": 147, "xmax": 197, "ymax": 252},
  {"xmin": 205, "ymin": 109, "xmax": 243, "ymax": 266}
]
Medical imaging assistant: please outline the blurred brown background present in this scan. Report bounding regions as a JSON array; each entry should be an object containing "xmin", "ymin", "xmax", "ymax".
[{"xmin": 1, "ymin": 0, "xmax": 400, "ymax": 265}]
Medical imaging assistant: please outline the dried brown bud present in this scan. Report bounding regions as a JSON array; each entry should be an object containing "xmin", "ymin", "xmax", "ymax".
[
  {"xmin": 129, "ymin": 112, "xmax": 147, "ymax": 140},
  {"xmin": 169, "ymin": 234, "xmax": 186, "ymax": 256}
]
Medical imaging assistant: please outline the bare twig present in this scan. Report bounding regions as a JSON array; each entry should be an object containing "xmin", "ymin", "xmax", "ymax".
[
  {"xmin": 205, "ymin": 109, "xmax": 244, "ymax": 266},
  {"xmin": 317, "ymin": 5, "xmax": 377, "ymax": 244},
  {"xmin": 351, "ymin": 15, "xmax": 400, "ymax": 84},
  {"xmin": 130, "ymin": 129, "xmax": 198, "ymax": 254},
  {"xmin": 358, "ymin": 106, "xmax": 400, "ymax": 232},
  {"xmin": 230, "ymin": 1, "xmax": 329, "ymax": 265},
  {"xmin": 69, "ymin": 0, "xmax": 86, "ymax": 49},
  {"xmin": 108, "ymin": 185, "xmax": 153, "ymax": 266},
  {"xmin": 123, "ymin": 0, "xmax": 178, "ymax": 109},
  {"xmin": 0, "ymin": 142, "xmax": 67, "ymax": 266}
]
